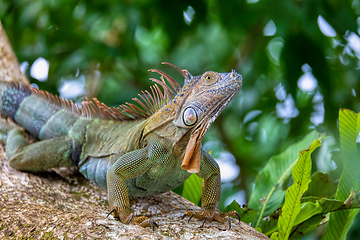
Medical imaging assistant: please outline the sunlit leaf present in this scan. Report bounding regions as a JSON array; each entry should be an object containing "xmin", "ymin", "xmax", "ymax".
[
  {"xmin": 181, "ymin": 173, "xmax": 202, "ymax": 207},
  {"xmin": 271, "ymin": 139, "xmax": 321, "ymax": 240},
  {"xmin": 322, "ymin": 109, "xmax": 360, "ymax": 240},
  {"xmin": 249, "ymin": 130, "xmax": 321, "ymax": 227}
]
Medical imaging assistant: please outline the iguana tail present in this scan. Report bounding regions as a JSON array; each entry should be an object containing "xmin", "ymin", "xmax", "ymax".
[{"xmin": 0, "ymin": 81, "xmax": 80, "ymax": 140}]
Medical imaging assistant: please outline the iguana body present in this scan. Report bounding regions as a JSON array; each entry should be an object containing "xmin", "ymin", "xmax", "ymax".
[{"xmin": 0, "ymin": 63, "xmax": 242, "ymax": 228}]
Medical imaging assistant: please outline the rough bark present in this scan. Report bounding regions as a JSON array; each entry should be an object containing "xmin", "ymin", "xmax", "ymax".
[
  {"xmin": 0, "ymin": 148, "xmax": 268, "ymax": 239},
  {"xmin": 0, "ymin": 22, "xmax": 28, "ymax": 84},
  {"xmin": 0, "ymin": 21, "xmax": 269, "ymax": 239}
]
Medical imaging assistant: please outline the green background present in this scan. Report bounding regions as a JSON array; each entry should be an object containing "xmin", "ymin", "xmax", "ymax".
[{"xmin": 1, "ymin": 0, "xmax": 359, "ymax": 238}]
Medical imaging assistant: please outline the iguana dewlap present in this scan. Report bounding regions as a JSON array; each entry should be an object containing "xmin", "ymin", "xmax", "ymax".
[{"xmin": 0, "ymin": 63, "xmax": 242, "ymax": 229}]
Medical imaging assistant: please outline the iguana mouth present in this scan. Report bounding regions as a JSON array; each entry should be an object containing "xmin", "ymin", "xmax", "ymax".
[{"xmin": 181, "ymin": 76, "xmax": 242, "ymax": 173}]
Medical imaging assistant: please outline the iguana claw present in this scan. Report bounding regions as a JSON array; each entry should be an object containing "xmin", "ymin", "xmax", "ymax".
[
  {"xmin": 182, "ymin": 208, "xmax": 240, "ymax": 230},
  {"xmin": 143, "ymin": 218, "xmax": 158, "ymax": 231},
  {"xmin": 106, "ymin": 208, "xmax": 116, "ymax": 218},
  {"xmin": 228, "ymin": 211, "xmax": 241, "ymax": 230},
  {"xmin": 186, "ymin": 213, "xmax": 194, "ymax": 223},
  {"xmin": 201, "ymin": 216, "xmax": 208, "ymax": 228},
  {"xmin": 107, "ymin": 207, "xmax": 158, "ymax": 230}
]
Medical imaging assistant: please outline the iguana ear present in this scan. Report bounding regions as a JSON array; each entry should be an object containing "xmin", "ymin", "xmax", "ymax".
[{"xmin": 173, "ymin": 105, "xmax": 203, "ymax": 128}]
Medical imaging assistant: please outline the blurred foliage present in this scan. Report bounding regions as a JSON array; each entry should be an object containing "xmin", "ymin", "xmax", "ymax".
[{"xmin": 1, "ymin": 0, "xmax": 360, "ymax": 238}]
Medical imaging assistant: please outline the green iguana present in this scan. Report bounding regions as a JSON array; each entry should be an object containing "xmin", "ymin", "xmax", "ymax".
[{"xmin": 0, "ymin": 62, "xmax": 242, "ymax": 229}]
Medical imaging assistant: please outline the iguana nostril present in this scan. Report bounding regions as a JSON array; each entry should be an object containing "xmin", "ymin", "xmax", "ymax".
[{"xmin": 230, "ymin": 70, "xmax": 239, "ymax": 79}]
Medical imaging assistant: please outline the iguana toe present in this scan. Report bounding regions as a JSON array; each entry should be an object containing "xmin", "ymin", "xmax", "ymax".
[
  {"xmin": 182, "ymin": 208, "xmax": 240, "ymax": 230},
  {"xmin": 0, "ymin": 118, "xmax": 20, "ymax": 144},
  {"xmin": 107, "ymin": 207, "xmax": 158, "ymax": 230},
  {"xmin": 138, "ymin": 218, "xmax": 159, "ymax": 230}
]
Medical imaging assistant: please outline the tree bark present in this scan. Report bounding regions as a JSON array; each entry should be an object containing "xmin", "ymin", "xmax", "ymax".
[{"xmin": 0, "ymin": 22, "xmax": 28, "ymax": 84}]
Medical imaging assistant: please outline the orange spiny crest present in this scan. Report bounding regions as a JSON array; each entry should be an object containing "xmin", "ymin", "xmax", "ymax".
[{"xmin": 117, "ymin": 62, "xmax": 186, "ymax": 118}]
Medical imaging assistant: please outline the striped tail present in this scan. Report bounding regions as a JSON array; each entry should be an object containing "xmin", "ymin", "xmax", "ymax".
[{"xmin": 0, "ymin": 81, "xmax": 79, "ymax": 140}]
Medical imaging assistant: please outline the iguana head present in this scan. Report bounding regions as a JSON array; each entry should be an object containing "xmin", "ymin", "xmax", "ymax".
[
  {"xmin": 122, "ymin": 63, "xmax": 242, "ymax": 173},
  {"xmin": 168, "ymin": 68, "xmax": 242, "ymax": 173}
]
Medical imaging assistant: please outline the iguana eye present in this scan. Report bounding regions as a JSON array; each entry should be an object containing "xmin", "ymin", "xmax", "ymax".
[
  {"xmin": 183, "ymin": 107, "xmax": 198, "ymax": 126},
  {"xmin": 202, "ymin": 72, "xmax": 218, "ymax": 85}
]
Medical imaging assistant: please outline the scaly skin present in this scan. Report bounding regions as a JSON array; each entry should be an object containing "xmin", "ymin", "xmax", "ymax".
[{"xmin": 0, "ymin": 63, "xmax": 242, "ymax": 229}]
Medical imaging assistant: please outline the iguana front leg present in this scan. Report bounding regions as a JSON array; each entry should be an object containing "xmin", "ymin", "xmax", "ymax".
[
  {"xmin": 106, "ymin": 143, "xmax": 164, "ymax": 229},
  {"xmin": 182, "ymin": 150, "xmax": 240, "ymax": 229}
]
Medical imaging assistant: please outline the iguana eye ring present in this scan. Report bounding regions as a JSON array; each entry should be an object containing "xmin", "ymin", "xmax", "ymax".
[
  {"xmin": 202, "ymin": 72, "xmax": 218, "ymax": 85},
  {"xmin": 183, "ymin": 107, "xmax": 198, "ymax": 126}
]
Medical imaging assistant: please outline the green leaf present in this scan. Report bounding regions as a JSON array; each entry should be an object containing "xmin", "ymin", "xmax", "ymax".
[
  {"xmin": 322, "ymin": 109, "xmax": 360, "ymax": 240},
  {"xmin": 223, "ymin": 200, "xmax": 259, "ymax": 224},
  {"xmin": 249, "ymin": 130, "xmax": 321, "ymax": 227},
  {"xmin": 303, "ymin": 172, "xmax": 337, "ymax": 199},
  {"xmin": 296, "ymin": 193, "xmax": 360, "ymax": 225},
  {"xmin": 293, "ymin": 201, "xmax": 323, "ymax": 226},
  {"xmin": 260, "ymin": 209, "xmax": 281, "ymax": 236},
  {"xmin": 181, "ymin": 173, "xmax": 203, "ymax": 206},
  {"xmin": 261, "ymin": 192, "xmax": 360, "ymax": 236},
  {"xmin": 291, "ymin": 191, "xmax": 360, "ymax": 238},
  {"xmin": 289, "ymin": 215, "xmax": 325, "ymax": 239},
  {"xmin": 272, "ymin": 139, "xmax": 321, "ymax": 240}
]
